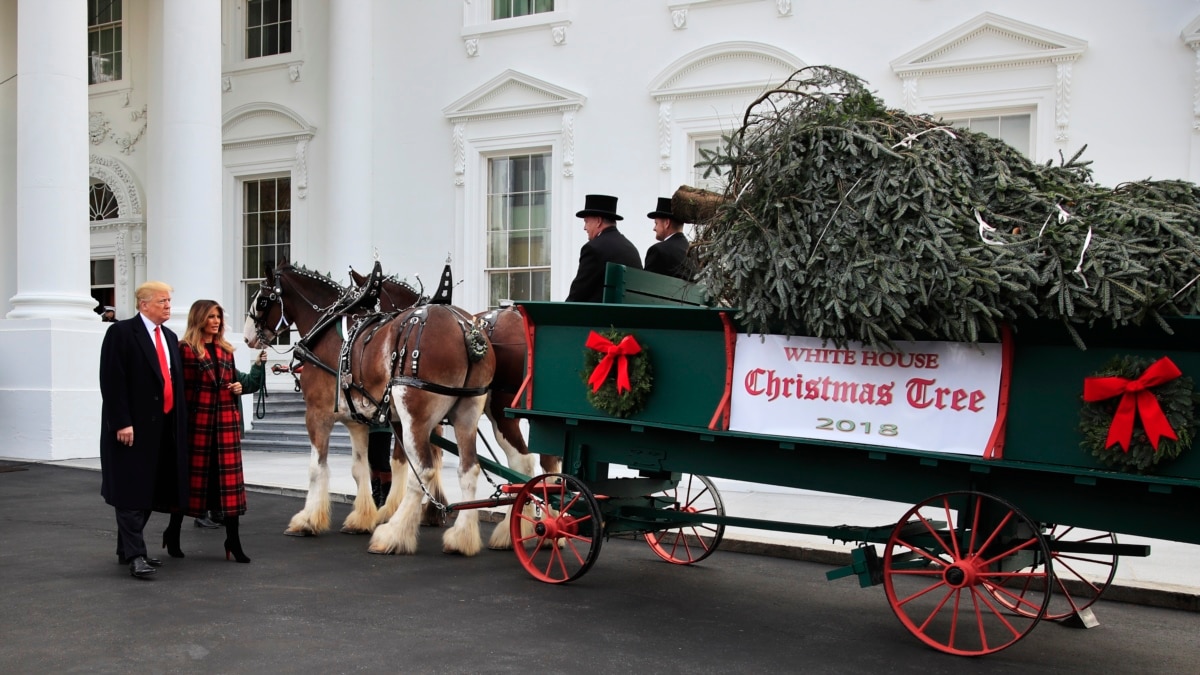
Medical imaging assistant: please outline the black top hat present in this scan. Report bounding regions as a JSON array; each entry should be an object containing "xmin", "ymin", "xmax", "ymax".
[
  {"xmin": 575, "ymin": 194, "xmax": 623, "ymax": 221},
  {"xmin": 647, "ymin": 197, "xmax": 679, "ymax": 221}
]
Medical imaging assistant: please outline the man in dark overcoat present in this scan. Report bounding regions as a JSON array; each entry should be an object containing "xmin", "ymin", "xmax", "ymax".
[
  {"xmin": 643, "ymin": 196, "xmax": 693, "ymax": 280},
  {"xmin": 99, "ymin": 280, "xmax": 189, "ymax": 579},
  {"xmin": 566, "ymin": 194, "xmax": 643, "ymax": 302}
]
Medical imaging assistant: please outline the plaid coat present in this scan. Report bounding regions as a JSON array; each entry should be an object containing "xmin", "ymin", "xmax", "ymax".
[{"xmin": 180, "ymin": 343, "xmax": 247, "ymax": 517}]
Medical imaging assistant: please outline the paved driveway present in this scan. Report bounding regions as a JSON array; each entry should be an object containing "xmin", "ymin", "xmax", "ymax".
[{"xmin": 2, "ymin": 463, "xmax": 1198, "ymax": 674}]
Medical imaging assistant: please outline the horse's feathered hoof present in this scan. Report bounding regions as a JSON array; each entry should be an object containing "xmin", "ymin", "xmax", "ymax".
[
  {"xmin": 339, "ymin": 526, "xmax": 373, "ymax": 535},
  {"xmin": 283, "ymin": 528, "xmax": 316, "ymax": 537}
]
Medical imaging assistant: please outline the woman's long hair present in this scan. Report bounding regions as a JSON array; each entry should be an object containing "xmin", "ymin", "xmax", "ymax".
[{"xmin": 182, "ymin": 299, "xmax": 236, "ymax": 358}]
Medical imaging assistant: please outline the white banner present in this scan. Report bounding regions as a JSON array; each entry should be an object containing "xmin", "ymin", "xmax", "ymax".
[{"xmin": 730, "ymin": 334, "xmax": 1003, "ymax": 456}]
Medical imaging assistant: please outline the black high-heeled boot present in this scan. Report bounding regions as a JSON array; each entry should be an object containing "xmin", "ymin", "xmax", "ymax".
[
  {"xmin": 223, "ymin": 515, "xmax": 251, "ymax": 563},
  {"xmin": 162, "ymin": 512, "xmax": 185, "ymax": 558}
]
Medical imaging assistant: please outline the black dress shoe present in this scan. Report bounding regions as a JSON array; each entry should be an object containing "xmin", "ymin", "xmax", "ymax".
[
  {"xmin": 143, "ymin": 556, "xmax": 164, "ymax": 567},
  {"xmin": 194, "ymin": 516, "xmax": 219, "ymax": 529},
  {"xmin": 129, "ymin": 556, "xmax": 157, "ymax": 578}
]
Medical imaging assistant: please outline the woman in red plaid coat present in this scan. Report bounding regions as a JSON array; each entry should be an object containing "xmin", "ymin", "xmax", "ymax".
[{"xmin": 162, "ymin": 299, "xmax": 263, "ymax": 563}]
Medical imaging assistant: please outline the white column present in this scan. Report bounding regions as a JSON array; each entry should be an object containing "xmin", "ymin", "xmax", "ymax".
[
  {"xmin": 0, "ymin": 0, "xmax": 105, "ymax": 462},
  {"xmin": 6, "ymin": 0, "xmax": 96, "ymax": 319},
  {"xmin": 325, "ymin": 0, "xmax": 374, "ymax": 274},
  {"xmin": 154, "ymin": 0, "xmax": 223, "ymax": 315},
  {"xmin": 0, "ymin": 2, "xmax": 17, "ymax": 318}
]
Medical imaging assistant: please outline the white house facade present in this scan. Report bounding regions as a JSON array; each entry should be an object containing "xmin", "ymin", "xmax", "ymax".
[{"xmin": 3, "ymin": 0, "xmax": 1200, "ymax": 459}]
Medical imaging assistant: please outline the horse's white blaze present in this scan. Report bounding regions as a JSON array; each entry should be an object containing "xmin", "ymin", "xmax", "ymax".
[{"xmin": 242, "ymin": 315, "xmax": 262, "ymax": 348}]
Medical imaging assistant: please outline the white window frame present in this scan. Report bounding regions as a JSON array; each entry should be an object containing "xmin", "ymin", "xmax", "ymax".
[
  {"xmin": 222, "ymin": 0, "xmax": 304, "ymax": 79},
  {"xmin": 87, "ymin": 0, "xmax": 123, "ymax": 84},
  {"xmin": 444, "ymin": 70, "xmax": 584, "ymax": 306},
  {"xmin": 224, "ymin": 159, "xmax": 303, "ymax": 316},
  {"xmin": 88, "ymin": 0, "xmax": 131, "ymax": 100},
  {"xmin": 690, "ymin": 134, "xmax": 730, "ymax": 193},
  {"xmin": 234, "ymin": 171, "xmax": 294, "ymax": 345},
  {"xmin": 941, "ymin": 108, "xmax": 1035, "ymax": 157},
  {"xmin": 483, "ymin": 150, "xmax": 555, "ymax": 309},
  {"xmin": 921, "ymin": 89, "xmax": 1050, "ymax": 160},
  {"xmin": 461, "ymin": 0, "xmax": 571, "ymax": 55},
  {"xmin": 90, "ymin": 257, "xmax": 117, "ymax": 311},
  {"xmin": 462, "ymin": 134, "xmax": 565, "ymax": 309}
]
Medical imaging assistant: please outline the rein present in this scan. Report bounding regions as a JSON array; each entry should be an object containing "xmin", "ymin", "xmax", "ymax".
[{"xmin": 254, "ymin": 379, "xmax": 268, "ymax": 419}]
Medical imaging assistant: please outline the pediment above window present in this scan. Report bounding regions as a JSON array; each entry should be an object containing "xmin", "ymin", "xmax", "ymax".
[
  {"xmin": 1182, "ymin": 15, "xmax": 1200, "ymax": 48},
  {"xmin": 649, "ymin": 41, "xmax": 804, "ymax": 101},
  {"xmin": 222, "ymin": 103, "xmax": 315, "ymax": 149},
  {"xmin": 891, "ymin": 12, "xmax": 1086, "ymax": 78},
  {"xmin": 443, "ymin": 70, "xmax": 585, "ymax": 123}
]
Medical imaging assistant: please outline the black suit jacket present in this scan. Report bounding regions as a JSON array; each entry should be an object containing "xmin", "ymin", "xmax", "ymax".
[
  {"xmin": 644, "ymin": 232, "xmax": 692, "ymax": 280},
  {"xmin": 98, "ymin": 315, "xmax": 189, "ymax": 511},
  {"xmin": 566, "ymin": 227, "xmax": 643, "ymax": 302}
]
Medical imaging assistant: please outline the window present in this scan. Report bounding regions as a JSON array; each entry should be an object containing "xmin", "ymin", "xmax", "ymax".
[
  {"xmin": 493, "ymin": 0, "xmax": 554, "ymax": 20},
  {"xmin": 243, "ymin": 177, "xmax": 292, "ymax": 343},
  {"xmin": 692, "ymin": 137, "xmax": 728, "ymax": 193},
  {"xmin": 91, "ymin": 259, "xmax": 115, "ymax": 311},
  {"xmin": 949, "ymin": 113, "xmax": 1032, "ymax": 157},
  {"xmin": 89, "ymin": 180, "xmax": 119, "ymax": 221},
  {"xmin": 486, "ymin": 153, "xmax": 551, "ymax": 309},
  {"xmin": 246, "ymin": 0, "xmax": 292, "ymax": 59},
  {"xmin": 88, "ymin": 0, "xmax": 122, "ymax": 84}
]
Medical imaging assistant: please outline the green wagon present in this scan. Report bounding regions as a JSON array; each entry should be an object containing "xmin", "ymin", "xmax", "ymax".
[{"xmin": 450, "ymin": 265, "xmax": 1200, "ymax": 657}]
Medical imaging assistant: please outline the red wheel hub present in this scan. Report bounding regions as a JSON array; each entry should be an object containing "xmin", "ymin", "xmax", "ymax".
[{"xmin": 942, "ymin": 560, "xmax": 977, "ymax": 588}]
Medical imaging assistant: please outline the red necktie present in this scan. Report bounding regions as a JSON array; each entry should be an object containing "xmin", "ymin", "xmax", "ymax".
[{"xmin": 154, "ymin": 326, "xmax": 174, "ymax": 413}]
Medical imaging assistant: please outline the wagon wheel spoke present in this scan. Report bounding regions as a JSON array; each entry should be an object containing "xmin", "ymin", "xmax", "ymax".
[
  {"xmin": 884, "ymin": 490, "xmax": 1051, "ymax": 656},
  {"xmin": 644, "ymin": 474, "xmax": 726, "ymax": 565},
  {"xmin": 510, "ymin": 473, "xmax": 603, "ymax": 584},
  {"xmin": 987, "ymin": 525, "xmax": 1119, "ymax": 621}
]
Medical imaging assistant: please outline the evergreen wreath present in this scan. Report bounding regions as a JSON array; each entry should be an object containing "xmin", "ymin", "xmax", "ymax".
[
  {"xmin": 1079, "ymin": 355, "xmax": 1197, "ymax": 473},
  {"xmin": 581, "ymin": 329, "xmax": 653, "ymax": 418}
]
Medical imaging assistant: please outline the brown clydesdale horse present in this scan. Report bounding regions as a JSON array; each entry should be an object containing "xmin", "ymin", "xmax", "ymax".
[
  {"xmin": 349, "ymin": 268, "xmax": 561, "ymax": 549},
  {"xmin": 245, "ymin": 263, "xmax": 496, "ymax": 556}
]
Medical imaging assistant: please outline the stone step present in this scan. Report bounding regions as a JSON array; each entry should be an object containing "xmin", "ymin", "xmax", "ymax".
[
  {"xmin": 252, "ymin": 401, "xmax": 309, "ymax": 415},
  {"xmin": 241, "ymin": 437, "xmax": 351, "ymax": 455}
]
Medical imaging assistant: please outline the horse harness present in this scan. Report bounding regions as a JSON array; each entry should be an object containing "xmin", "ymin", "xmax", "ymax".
[
  {"xmin": 252, "ymin": 263, "xmax": 492, "ymax": 427},
  {"xmin": 328, "ymin": 304, "xmax": 491, "ymax": 427},
  {"xmin": 477, "ymin": 306, "xmax": 524, "ymax": 396}
]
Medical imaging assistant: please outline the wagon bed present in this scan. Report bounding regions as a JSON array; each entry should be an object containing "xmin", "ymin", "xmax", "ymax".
[{"xmin": 460, "ymin": 264, "xmax": 1200, "ymax": 656}]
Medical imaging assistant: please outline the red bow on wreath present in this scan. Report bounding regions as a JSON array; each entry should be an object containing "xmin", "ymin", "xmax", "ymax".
[
  {"xmin": 586, "ymin": 331, "xmax": 642, "ymax": 394},
  {"xmin": 1083, "ymin": 356, "xmax": 1182, "ymax": 452}
]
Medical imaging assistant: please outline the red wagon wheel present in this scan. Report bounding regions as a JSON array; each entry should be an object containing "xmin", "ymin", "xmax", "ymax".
[
  {"xmin": 644, "ymin": 474, "xmax": 726, "ymax": 565},
  {"xmin": 510, "ymin": 473, "xmax": 603, "ymax": 584},
  {"xmin": 989, "ymin": 525, "xmax": 1119, "ymax": 621},
  {"xmin": 882, "ymin": 491, "xmax": 1052, "ymax": 656}
]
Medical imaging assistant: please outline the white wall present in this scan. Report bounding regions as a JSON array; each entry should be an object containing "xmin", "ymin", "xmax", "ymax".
[{"xmin": 4, "ymin": 0, "xmax": 1200, "ymax": 457}]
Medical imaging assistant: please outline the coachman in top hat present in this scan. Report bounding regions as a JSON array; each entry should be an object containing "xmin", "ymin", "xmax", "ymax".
[{"xmin": 566, "ymin": 194, "xmax": 642, "ymax": 302}]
